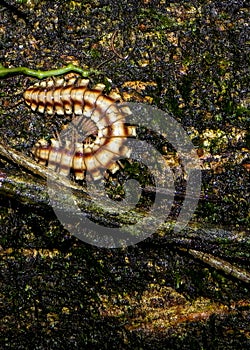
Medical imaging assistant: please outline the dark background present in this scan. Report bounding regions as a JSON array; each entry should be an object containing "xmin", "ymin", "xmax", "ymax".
[{"xmin": 0, "ymin": 1, "xmax": 249, "ymax": 349}]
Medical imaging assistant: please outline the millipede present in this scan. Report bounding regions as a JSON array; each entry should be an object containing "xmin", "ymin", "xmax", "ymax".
[{"xmin": 24, "ymin": 77, "xmax": 136, "ymax": 180}]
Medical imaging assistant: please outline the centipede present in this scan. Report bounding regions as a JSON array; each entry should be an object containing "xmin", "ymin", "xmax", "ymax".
[{"xmin": 24, "ymin": 77, "xmax": 136, "ymax": 180}]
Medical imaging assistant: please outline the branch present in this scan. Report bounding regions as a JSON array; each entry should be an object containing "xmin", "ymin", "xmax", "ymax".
[{"xmin": 0, "ymin": 143, "xmax": 249, "ymax": 283}]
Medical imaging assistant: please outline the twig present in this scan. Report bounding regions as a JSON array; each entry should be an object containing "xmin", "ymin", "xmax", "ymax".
[
  {"xmin": 186, "ymin": 248, "xmax": 250, "ymax": 284},
  {"xmin": 110, "ymin": 31, "xmax": 135, "ymax": 60}
]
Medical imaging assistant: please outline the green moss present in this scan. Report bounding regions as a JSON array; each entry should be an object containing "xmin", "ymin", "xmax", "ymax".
[{"xmin": 139, "ymin": 8, "xmax": 177, "ymax": 30}]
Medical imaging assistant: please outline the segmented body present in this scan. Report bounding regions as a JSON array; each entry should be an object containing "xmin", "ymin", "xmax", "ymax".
[{"xmin": 24, "ymin": 77, "xmax": 136, "ymax": 180}]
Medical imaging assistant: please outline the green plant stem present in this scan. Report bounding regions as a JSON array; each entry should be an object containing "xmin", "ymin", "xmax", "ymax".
[{"xmin": 0, "ymin": 63, "xmax": 101, "ymax": 79}]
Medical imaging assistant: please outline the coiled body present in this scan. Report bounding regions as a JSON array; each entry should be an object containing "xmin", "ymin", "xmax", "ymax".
[{"xmin": 24, "ymin": 77, "xmax": 136, "ymax": 180}]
